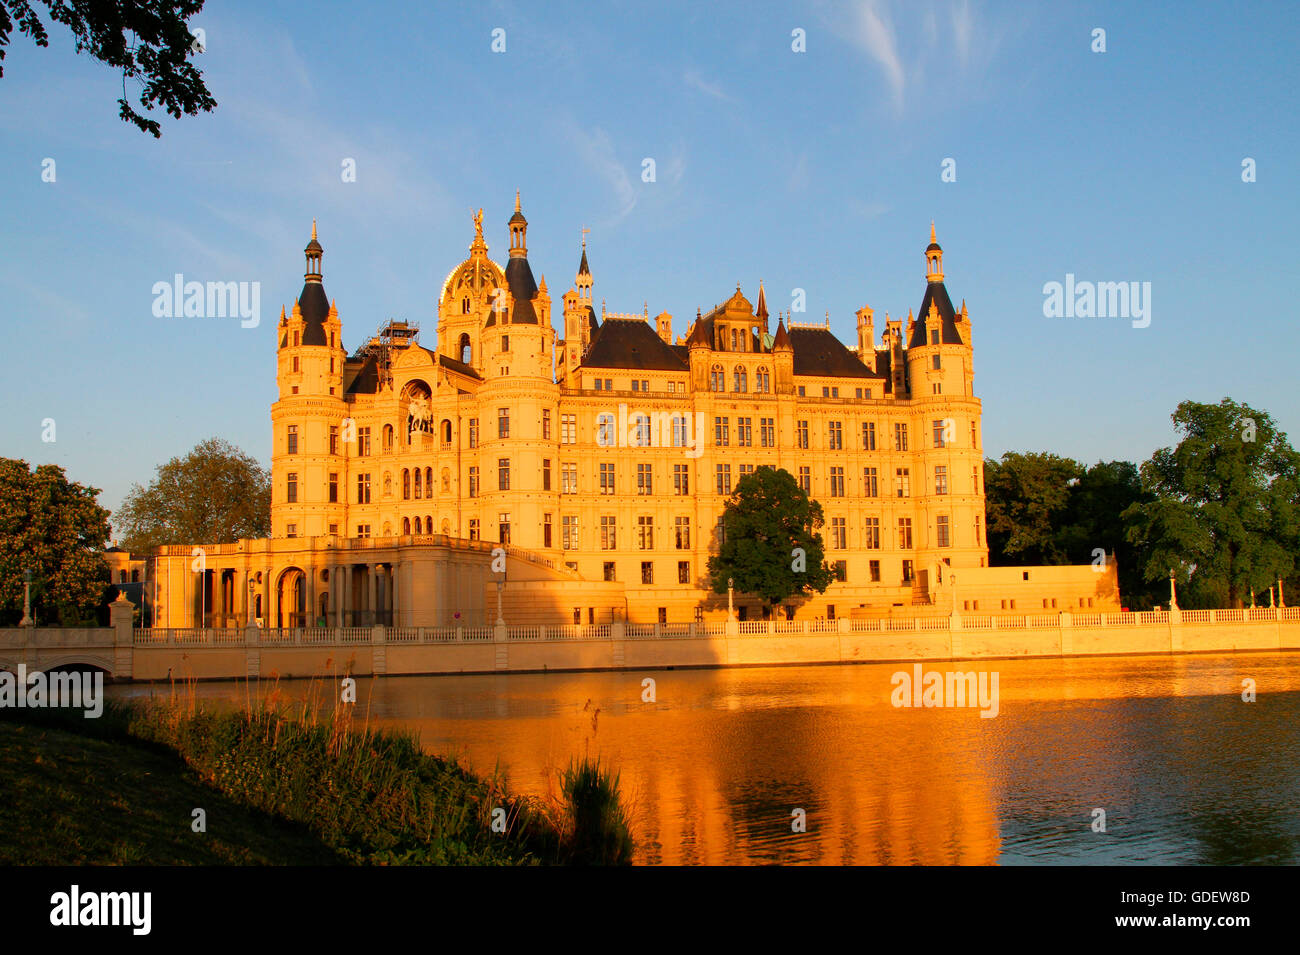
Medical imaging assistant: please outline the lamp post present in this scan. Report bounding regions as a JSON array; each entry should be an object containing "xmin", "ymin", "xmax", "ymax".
[
  {"xmin": 247, "ymin": 579, "xmax": 256, "ymax": 627},
  {"xmin": 1279, "ymin": 577, "xmax": 1286, "ymax": 609},
  {"xmin": 1168, "ymin": 568, "xmax": 1178, "ymax": 611},
  {"xmin": 19, "ymin": 569, "xmax": 33, "ymax": 627},
  {"xmin": 727, "ymin": 577, "xmax": 735, "ymax": 621},
  {"xmin": 496, "ymin": 580, "xmax": 504, "ymax": 626}
]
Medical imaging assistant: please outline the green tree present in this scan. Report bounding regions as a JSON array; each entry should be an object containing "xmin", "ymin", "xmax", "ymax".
[
  {"xmin": 114, "ymin": 438, "xmax": 271, "ymax": 553},
  {"xmin": 1122, "ymin": 398, "xmax": 1300, "ymax": 609},
  {"xmin": 0, "ymin": 0, "xmax": 216, "ymax": 137},
  {"xmin": 0, "ymin": 458, "xmax": 111, "ymax": 626},
  {"xmin": 706, "ymin": 467, "xmax": 834, "ymax": 617},
  {"xmin": 983, "ymin": 452, "xmax": 1084, "ymax": 565},
  {"xmin": 1057, "ymin": 460, "xmax": 1160, "ymax": 608}
]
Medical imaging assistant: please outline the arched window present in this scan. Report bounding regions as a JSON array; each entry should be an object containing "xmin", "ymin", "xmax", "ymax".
[
  {"xmin": 462, "ymin": 297, "xmax": 470, "ymax": 314},
  {"xmin": 425, "ymin": 467, "xmax": 433, "ymax": 493},
  {"xmin": 734, "ymin": 366, "xmax": 747, "ymax": 393},
  {"xmin": 441, "ymin": 419, "xmax": 452, "ymax": 444},
  {"xmin": 383, "ymin": 424, "xmax": 394, "ymax": 450},
  {"xmin": 402, "ymin": 469, "xmax": 410, "ymax": 500},
  {"xmin": 425, "ymin": 515, "xmax": 432, "ymax": 534},
  {"xmin": 756, "ymin": 366, "xmax": 770, "ymax": 393},
  {"xmin": 459, "ymin": 333, "xmax": 472, "ymax": 364},
  {"xmin": 131, "ymin": 570, "xmax": 139, "ymax": 582},
  {"xmin": 293, "ymin": 330, "xmax": 300, "ymax": 347},
  {"xmin": 414, "ymin": 516, "xmax": 422, "ymax": 534},
  {"xmin": 730, "ymin": 328, "xmax": 738, "ymax": 351},
  {"xmin": 414, "ymin": 469, "xmax": 422, "ymax": 499},
  {"xmin": 710, "ymin": 364, "xmax": 725, "ymax": 392},
  {"xmin": 119, "ymin": 570, "xmax": 127, "ymax": 583},
  {"xmin": 403, "ymin": 517, "xmax": 411, "ymax": 535}
]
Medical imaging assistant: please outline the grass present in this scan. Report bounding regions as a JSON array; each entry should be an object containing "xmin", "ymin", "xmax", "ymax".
[{"xmin": 0, "ymin": 679, "xmax": 634, "ymax": 866}]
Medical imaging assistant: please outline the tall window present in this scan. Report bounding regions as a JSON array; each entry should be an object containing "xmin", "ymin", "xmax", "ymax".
[
  {"xmin": 678, "ymin": 561, "xmax": 691, "ymax": 584},
  {"xmin": 902, "ymin": 559, "xmax": 914, "ymax": 583},
  {"xmin": 897, "ymin": 517, "xmax": 913, "ymax": 549},
  {"xmin": 641, "ymin": 561, "xmax": 654, "ymax": 585},
  {"xmin": 932, "ymin": 419, "xmax": 947, "ymax": 448},
  {"xmin": 894, "ymin": 422, "xmax": 909, "ymax": 451},
  {"xmin": 714, "ymin": 416, "xmax": 729, "ymax": 447},
  {"xmin": 894, "ymin": 468, "xmax": 911, "ymax": 498},
  {"xmin": 971, "ymin": 421, "xmax": 979, "ymax": 448},
  {"xmin": 973, "ymin": 466, "xmax": 980, "ymax": 494},
  {"xmin": 798, "ymin": 466, "xmax": 811, "ymax": 493},
  {"xmin": 542, "ymin": 458, "xmax": 551, "ymax": 491},
  {"xmin": 796, "ymin": 420, "xmax": 809, "ymax": 449},
  {"xmin": 562, "ymin": 515, "xmax": 578, "ymax": 550},
  {"xmin": 828, "ymin": 421, "xmax": 843, "ymax": 450},
  {"xmin": 287, "ymin": 472, "xmax": 298, "ymax": 503},
  {"xmin": 975, "ymin": 515, "xmax": 982, "ymax": 546},
  {"xmin": 869, "ymin": 560, "xmax": 881, "ymax": 582},
  {"xmin": 543, "ymin": 513, "xmax": 553, "ymax": 548},
  {"xmin": 562, "ymin": 414, "xmax": 577, "ymax": 444},
  {"xmin": 755, "ymin": 367, "xmax": 770, "ymax": 393},
  {"xmin": 600, "ymin": 515, "xmax": 616, "ymax": 549},
  {"xmin": 414, "ymin": 468, "xmax": 422, "ymax": 499},
  {"xmin": 498, "ymin": 408, "xmax": 510, "ymax": 439},
  {"xmin": 934, "ymin": 465, "xmax": 949, "ymax": 495},
  {"xmin": 633, "ymin": 414, "xmax": 651, "ymax": 447},
  {"xmin": 637, "ymin": 516, "xmax": 654, "ymax": 550},
  {"xmin": 356, "ymin": 473, "xmax": 371, "ymax": 504},
  {"xmin": 597, "ymin": 413, "xmax": 615, "ymax": 446},
  {"xmin": 469, "ymin": 518, "xmax": 479, "ymax": 541},
  {"xmin": 468, "ymin": 466, "xmax": 479, "ymax": 498},
  {"xmin": 830, "ymin": 467, "xmax": 845, "ymax": 497},
  {"xmin": 864, "ymin": 517, "xmax": 880, "ymax": 549},
  {"xmin": 637, "ymin": 463, "xmax": 652, "ymax": 495},
  {"xmin": 468, "ymin": 418, "xmax": 478, "ymax": 448},
  {"xmin": 499, "ymin": 514, "xmax": 511, "ymax": 545},
  {"xmin": 542, "ymin": 409, "xmax": 552, "ymax": 440},
  {"xmin": 562, "ymin": 462, "xmax": 578, "ymax": 494},
  {"xmin": 937, "ymin": 515, "xmax": 951, "ymax": 547},
  {"xmin": 862, "ymin": 421, "xmax": 876, "ymax": 450},
  {"xmin": 715, "ymin": 464, "xmax": 732, "ymax": 495},
  {"xmin": 760, "ymin": 417, "xmax": 775, "ymax": 448},
  {"xmin": 672, "ymin": 415, "xmax": 688, "ymax": 447},
  {"xmin": 673, "ymin": 464, "xmax": 689, "ymax": 495},
  {"xmin": 734, "ymin": 367, "xmax": 747, "ymax": 392},
  {"xmin": 600, "ymin": 463, "xmax": 615, "ymax": 494},
  {"xmin": 863, "ymin": 467, "xmax": 878, "ymax": 497},
  {"xmin": 498, "ymin": 458, "xmax": 510, "ymax": 491},
  {"xmin": 710, "ymin": 364, "xmax": 725, "ymax": 391},
  {"xmin": 831, "ymin": 517, "xmax": 847, "ymax": 549},
  {"xmin": 737, "ymin": 417, "xmax": 752, "ymax": 447},
  {"xmin": 674, "ymin": 517, "xmax": 690, "ymax": 549},
  {"xmin": 329, "ymin": 472, "xmax": 338, "ymax": 503},
  {"xmin": 287, "ymin": 425, "xmax": 298, "ymax": 455},
  {"xmin": 329, "ymin": 425, "xmax": 339, "ymax": 455},
  {"xmin": 357, "ymin": 427, "xmax": 371, "ymax": 456}
]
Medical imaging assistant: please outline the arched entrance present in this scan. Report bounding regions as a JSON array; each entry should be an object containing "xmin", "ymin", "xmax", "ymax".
[{"xmin": 276, "ymin": 567, "xmax": 307, "ymax": 628}]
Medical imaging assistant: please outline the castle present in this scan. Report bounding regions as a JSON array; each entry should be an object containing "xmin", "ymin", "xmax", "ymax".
[{"xmin": 151, "ymin": 197, "xmax": 1118, "ymax": 628}]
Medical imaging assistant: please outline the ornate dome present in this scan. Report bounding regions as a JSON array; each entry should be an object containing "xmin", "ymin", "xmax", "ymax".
[{"xmin": 439, "ymin": 256, "xmax": 506, "ymax": 308}]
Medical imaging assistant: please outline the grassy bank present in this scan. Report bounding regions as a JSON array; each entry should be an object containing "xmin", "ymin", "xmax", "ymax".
[{"xmin": 0, "ymin": 686, "xmax": 633, "ymax": 866}]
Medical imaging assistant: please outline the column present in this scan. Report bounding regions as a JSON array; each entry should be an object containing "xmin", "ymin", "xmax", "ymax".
[
  {"xmin": 368, "ymin": 564, "xmax": 379, "ymax": 627},
  {"xmin": 390, "ymin": 562, "xmax": 400, "ymax": 627},
  {"xmin": 305, "ymin": 563, "xmax": 316, "ymax": 627}
]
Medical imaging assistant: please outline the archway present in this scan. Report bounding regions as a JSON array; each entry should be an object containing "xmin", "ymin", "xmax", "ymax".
[{"xmin": 276, "ymin": 567, "xmax": 307, "ymax": 628}]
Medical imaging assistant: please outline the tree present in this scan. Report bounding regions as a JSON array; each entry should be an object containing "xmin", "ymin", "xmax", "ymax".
[
  {"xmin": 0, "ymin": 458, "xmax": 111, "ymax": 626},
  {"xmin": 983, "ymin": 452, "xmax": 1084, "ymax": 565},
  {"xmin": 114, "ymin": 438, "xmax": 271, "ymax": 553},
  {"xmin": 706, "ymin": 467, "xmax": 834, "ymax": 616},
  {"xmin": 0, "ymin": 0, "xmax": 216, "ymax": 137},
  {"xmin": 1057, "ymin": 460, "xmax": 1159, "ymax": 608},
  {"xmin": 1122, "ymin": 398, "xmax": 1300, "ymax": 609}
]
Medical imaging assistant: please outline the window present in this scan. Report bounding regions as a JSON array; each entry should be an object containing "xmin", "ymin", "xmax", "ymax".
[
  {"xmin": 329, "ymin": 425, "xmax": 338, "ymax": 454},
  {"xmin": 468, "ymin": 418, "xmax": 478, "ymax": 448},
  {"xmin": 973, "ymin": 466, "xmax": 980, "ymax": 494},
  {"xmin": 633, "ymin": 414, "xmax": 651, "ymax": 447},
  {"xmin": 930, "ymin": 328, "xmax": 940, "ymax": 345},
  {"xmin": 603, "ymin": 561, "xmax": 616, "ymax": 581},
  {"xmin": 822, "ymin": 386, "xmax": 830, "ymax": 397},
  {"xmin": 863, "ymin": 467, "xmax": 879, "ymax": 497},
  {"xmin": 897, "ymin": 517, "xmax": 913, "ymax": 549},
  {"xmin": 329, "ymin": 472, "xmax": 338, "ymax": 503},
  {"xmin": 932, "ymin": 354, "xmax": 941, "ymax": 370},
  {"xmin": 828, "ymin": 421, "xmax": 843, "ymax": 449},
  {"xmin": 638, "ymin": 516, "xmax": 654, "ymax": 550},
  {"xmin": 287, "ymin": 425, "xmax": 298, "ymax": 455},
  {"xmin": 286, "ymin": 523, "xmax": 297, "ymax": 539},
  {"xmin": 469, "ymin": 519, "xmax": 479, "ymax": 541},
  {"xmin": 594, "ymin": 378, "xmax": 604, "ymax": 391},
  {"xmin": 710, "ymin": 365, "xmax": 725, "ymax": 391},
  {"xmin": 797, "ymin": 385, "xmax": 806, "ymax": 397},
  {"xmin": 597, "ymin": 413, "xmax": 615, "ymax": 446},
  {"xmin": 542, "ymin": 459, "xmax": 552, "ymax": 491},
  {"xmin": 543, "ymin": 513, "xmax": 553, "ymax": 548},
  {"xmin": 714, "ymin": 416, "xmax": 729, "ymax": 447},
  {"xmin": 869, "ymin": 559, "xmax": 881, "ymax": 582},
  {"xmin": 632, "ymin": 378, "xmax": 649, "ymax": 392},
  {"xmin": 498, "ymin": 408, "xmax": 510, "ymax": 439},
  {"xmin": 830, "ymin": 467, "xmax": 845, "ymax": 497},
  {"xmin": 501, "ymin": 334, "xmax": 509, "ymax": 352},
  {"xmin": 287, "ymin": 472, "xmax": 298, "ymax": 503},
  {"xmin": 934, "ymin": 465, "xmax": 948, "ymax": 495},
  {"xmin": 672, "ymin": 415, "xmax": 688, "ymax": 447},
  {"xmin": 600, "ymin": 462, "xmax": 615, "ymax": 495},
  {"xmin": 715, "ymin": 516, "xmax": 726, "ymax": 546},
  {"xmin": 715, "ymin": 464, "xmax": 732, "ymax": 495},
  {"xmin": 357, "ymin": 524, "xmax": 371, "ymax": 539},
  {"xmin": 678, "ymin": 561, "xmax": 691, "ymax": 584},
  {"xmin": 798, "ymin": 466, "xmax": 811, "ymax": 493},
  {"xmin": 734, "ymin": 367, "xmax": 747, "ymax": 392},
  {"xmin": 673, "ymin": 464, "xmax": 689, "ymax": 495},
  {"xmin": 831, "ymin": 517, "xmax": 847, "ymax": 549},
  {"xmin": 796, "ymin": 420, "xmax": 809, "ymax": 449},
  {"xmin": 497, "ymin": 514, "xmax": 512, "ymax": 545},
  {"xmin": 637, "ymin": 463, "xmax": 653, "ymax": 495},
  {"xmin": 737, "ymin": 417, "xmax": 752, "ymax": 447},
  {"xmin": 739, "ymin": 464, "xmax": 755, "ymax": 479},
  {"xmin": 383, "ymin": 424, "xmax": 393, "ymax": 450},
  {"xmin": 937, "ymin": 515, "xmax": 950, "ymax": 547},
  {"xmin": 826, "ymin": 604, "xmax": 836, "ymax": 620},
  {"xmin": 562, "ymin": 515, "xmax": 579, "ymax": 550},
  {"xmin": 357, "ymin": 427, "xmax": 371, "ymax": 456},
  {"xmin": 902, "ymin": 559, "xmax": 914, "ymax": 583},
  {"xmin": 356, "ymin": 473, "xmax": 371, "ymax": 504},
  {"xmin": 562, "ymin": 462, "xmax": 578, "ymax": 494},
  {"xmin": 542, "ymin": 409, "xmax": 551, "ymax": 440},
  {"xmin": 932, "ymin": 419, "xmax": 947, "ymax": 448},
  {"xmin": 291, "ymin": 356, "xmax": 299, "ymax": 373},
  {"xmin": 894, "ymin": 423, "xmax": 908, "ymax": 451},
  {"xmin": 864, "ymin": 517, "xmax": 881, "ymax": 549},
  {"xmin": 600, "ymin": 515, "xmax": 616, "ymax": 550},
  {"xmin": 895, "ymin": 468, "xmax": 911, "ymax": 498},
  {"xmin": 468, "ymin": 466, "xmax": 479, "ymax": 498},
  {"xmin": 975, "ymin": 514, "xmax": 982, "ymax": 546},
  {"xmin": 674, "ymin": 517, "xmax": 690, "ymax": 549},
  {"xmin": 498, "ymin": 458, "xmax": 510, "ymax": 491},
  {"xmin": 562, "ymin": 414, "xmax": 577, "ymax": 444},
  {"xmin": 833, "ymin": 560, "xmax": 847, "ymax": 582},
  {"xmin": 756, "ymin": 367, "xmax": 770, "ymax": 393},
  {"xmin": 760, "ymin": 417, "xmax": 775, "ymax": 448},
  {"xmin": 971, "ymin": 421, "xmax": 979, "ymax": 448},
  {"xmin": 641, "ymin": 561, "xmax": 654, "ymax": 584},
  {"xmin": 862, "ymin": 421, "xmax": 876, "ymax": 450}
]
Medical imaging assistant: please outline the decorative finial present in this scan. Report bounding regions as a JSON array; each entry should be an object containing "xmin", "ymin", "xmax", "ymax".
[
  {"xmin": 581, "ymin": 224, "xmax": 590, "ymax": 250},
  {"xmin": 473, "ymin": 208, "xmax": 483, "ymax": 235},
  {"xmin": 515, "ymin": 190, "xmax": 521, "ymax": 213},
  {"xmin": 312, "ymin": 218, "xmax": 317, "ymax": 241},
  {"xmin": 930, "ymin": 220, "xmax": 936, "ymax": 243}
]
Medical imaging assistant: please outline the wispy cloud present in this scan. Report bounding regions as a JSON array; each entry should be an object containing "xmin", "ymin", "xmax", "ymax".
[
  {"xmin": 571, "ymin": 126, "xmax": 638, "ymax": 225},
  {"xmin": 850, "ymin": 1, "xmax": 905, "ymax": 111},
  {"xmin": 683, "ymin": 69, "xmax": 734, "ymax": 103}
]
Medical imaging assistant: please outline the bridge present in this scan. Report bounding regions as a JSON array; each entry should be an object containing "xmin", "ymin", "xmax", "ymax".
[{"xmin": 3, "ymin": 595, "xmax": 1299, "ymax": 682}]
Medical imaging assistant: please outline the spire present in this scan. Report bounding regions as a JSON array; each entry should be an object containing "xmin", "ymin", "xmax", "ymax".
[
  {"xmin": 773, "ymin": 316, "xmax": 792, "ymax": 351},
  {"xmin": 508, "ymin": 191, "xmax": 527, "ymax": 257},
  {"xmin": 470, "ymin": 207, "xmax": 487, "ymax": 257},
  {"xmin": 304, "ymin": 219, "xmax": 323, "ymax": 280},
  {"xmin": 930, "ymin": 220, "xmax": 936, "ymax": 245},
  {"xmin": 297, "ymin": 222, "xmax": 329, "ymax": 345},
  {"xmin": 756, "ymin": 280, "xmax": 768, "ymax": 320},
  {"xmin": 925, "ymin": 222, "xmax": 944, "ymax": 282}
]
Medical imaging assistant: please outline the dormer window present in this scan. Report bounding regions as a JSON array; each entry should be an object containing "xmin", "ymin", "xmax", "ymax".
[
  {"xmin": 930, "ymin": 328, "xmax": 939, "ymax": 345},
  {"xmin": 293, "ymin": 330, "xmax": 299, "ymax": 347}
]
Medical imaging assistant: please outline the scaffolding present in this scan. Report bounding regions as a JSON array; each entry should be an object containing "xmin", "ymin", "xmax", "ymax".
[{"xmin": 352, "ymin": 319, "xmax": 420, "ymax": 390}]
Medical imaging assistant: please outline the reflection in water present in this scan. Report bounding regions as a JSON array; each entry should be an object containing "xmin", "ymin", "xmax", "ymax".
[{"xmin": 111, "ymin": 652, "xmax": 1300, "ymax": 864}]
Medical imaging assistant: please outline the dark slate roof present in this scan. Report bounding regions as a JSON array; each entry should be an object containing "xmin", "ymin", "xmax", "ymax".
[
  {"xmin": 344, "ymin": 355, "xmax": 378, "ymax": 394},
  {"xmin": 584, "ymin": 318, "xmax": 689, "ymax": 371},
  {"xmin": 670, "ymin": 344, "xmax": 689, "ymax": 363},
  {"xmin": 436, "ymin": 351, "xmax": 481, "ymax": 380},
  {"xmin": 587, "ymin": 305, "xmax": 599, "ymax": 338},
  {"xmin": 789, "ymin": 327, "xmax": 884, "ymax": 379},
  {"xmin": 578, "ymin": 248, "xmax": 590, "ymax": 276},
  {"xmin": 772, "ymin": 320, "xmax": 791, "ymax": 350},
  {"xmin": 298, "ymin": 281, "xmax": 330, "ymax": 346},
  {"xmin": 485, "ymin": 256, "xmax": 539, "ymax": 325},
  {"xmin": 908, "ymin": 280, "xmax": 962, "ymax": 348},
  {"xmin": 875, "ymin": 349, "xmax": 893, "ymax": 393},
  {"xmin": 687, "ymin": 315, "xmax": 713, "ymax": 347}
]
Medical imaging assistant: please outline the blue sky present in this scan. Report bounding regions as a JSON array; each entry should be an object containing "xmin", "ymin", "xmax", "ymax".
[{"xmin": 1, "ymin": 0, "xmax": 1297, "ymax": 518}]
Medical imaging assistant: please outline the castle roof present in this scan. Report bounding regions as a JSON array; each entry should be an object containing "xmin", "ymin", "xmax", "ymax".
[
  {"xmin": 583, "ymin": 318, "xmax": 689, "ymax": 371},
  {"xmin": 788, "ymin": 326, "xmax": 884, "ymax": 379},
  {"xmin": 907, "ymin": 280, "xmax": 962, "ymax": 348}
]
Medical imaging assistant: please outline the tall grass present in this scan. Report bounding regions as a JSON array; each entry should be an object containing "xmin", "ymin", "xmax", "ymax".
[{"xmin": 559, "ymin": 757, "xmax": 635, "ymax": 865}]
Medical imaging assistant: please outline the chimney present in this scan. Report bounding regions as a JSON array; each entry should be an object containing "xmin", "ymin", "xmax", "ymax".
[{"xmin": 655, "ymin": 311, "xmax": 672, "ymax": 345}]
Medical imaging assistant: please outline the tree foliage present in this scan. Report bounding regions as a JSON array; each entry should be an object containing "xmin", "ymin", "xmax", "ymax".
[
  {"xmin": 706, "ymin": 467, "xmax": 834, "ymax": 613},
  {"xmin": 0, "ymin": 458, "xmax": 111, "ymax": 626},
  {"xmin": 114, "ymin": 438, "xmax": 271, "ymax": 553},
  {"xmin": 0, "ymin": 0, "xmax": 216, "ymax": 136},
  {"xmin": 1122, "ymin": 398, "xmax": 1300, "ymax": 609}
]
